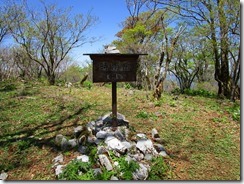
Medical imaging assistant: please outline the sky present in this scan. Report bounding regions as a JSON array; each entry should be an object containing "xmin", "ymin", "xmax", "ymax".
[
  {"xmin": 30, "ymin": 0, "xmax": 130, "ymax": 66},
  {"xmin": 2, "ymin": 0, "xmax": 243, "ymax": 67}
]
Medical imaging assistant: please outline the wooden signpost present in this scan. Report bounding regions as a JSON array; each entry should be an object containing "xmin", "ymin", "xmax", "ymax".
[{"xmin": 84, "ymin": 53, "xmax": 147, "ymax": 128}]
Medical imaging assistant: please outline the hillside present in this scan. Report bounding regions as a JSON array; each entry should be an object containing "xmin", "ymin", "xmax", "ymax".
[{"xmin": 0, "ymin": 81, "xmax": 240, "ymax": 180}]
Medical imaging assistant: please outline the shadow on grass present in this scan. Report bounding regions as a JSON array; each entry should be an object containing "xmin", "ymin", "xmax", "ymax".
[{"xmin": 0, "ymin": 105, "xmax": 90, "ymax": 151}]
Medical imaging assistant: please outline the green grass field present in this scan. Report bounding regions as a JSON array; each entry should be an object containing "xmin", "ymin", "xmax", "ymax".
[{"xmin": 0, "ymin": 81, "xmax": 240, "ymax": 180}]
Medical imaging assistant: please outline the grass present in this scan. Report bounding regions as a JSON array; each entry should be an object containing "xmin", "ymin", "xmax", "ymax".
[{"xmin": 0, "ymin": 81, "xmax": 240, "ymax": 180}]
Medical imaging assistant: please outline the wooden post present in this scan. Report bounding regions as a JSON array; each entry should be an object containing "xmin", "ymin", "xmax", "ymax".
[
  {"xmin": 83, "ymin": 53, "xmax": 147, "ymax": 129},
  {"xmin": 112, "ymin": 82, "xmax": 117, "ymax": 127}
]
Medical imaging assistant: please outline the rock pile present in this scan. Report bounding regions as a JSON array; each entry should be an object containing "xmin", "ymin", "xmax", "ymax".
[{"xmin": 53, "ymin": 112, "xmax": 168, "ymax": 180}]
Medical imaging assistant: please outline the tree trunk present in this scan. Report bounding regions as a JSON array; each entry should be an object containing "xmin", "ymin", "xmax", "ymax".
[
  {"xmin": 153, "ymin": 58, "xmax": 169, "ymax": 99},
  {"xmin": 209, "ymin": 2, "xmax": 224, "ymax": 97},
  {"xmin": 218, "ymin": 0, "xmax": 231, "ymax": 98},
  {"xmin": 153, "ymin": 50, "xmax": 165, "ymax": 99},
  {"xmin": 48, "ymin": 73, "xmax": 55, "ymax": 85}
]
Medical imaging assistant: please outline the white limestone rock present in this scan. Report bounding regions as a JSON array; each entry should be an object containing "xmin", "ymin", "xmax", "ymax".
[
  {"xmin": 96, "ymin": 130, "xmax": 107, "ymax": 139},
  {"xmin": 97, "ymin": 146, "xmax": 107, "ymax": 155},
  {"xmin": 133, "ymin": 163, "xmax": 148, "ymax": 180},
  {"xmin": 98, "ymin": 154, "xmax": 113, "ymax": 171},
  {"xmin": 77, "ymin": 155, "xmax": 89, "ymax": 162},
  {"xmin": 159, "ymin": 151, "xmax": 168, "ymax": 157},
  {"xmin": 151, "ymin": 128, "xmax": 160, "ymax": 139},
  {"xmin": 121, "ymin": 141, "xmax": 132, "ymax": 149},
  {"xmin": 110, "ymin": 176, "xmax": 119, "ymax": 180},
  {"xmin": 74, "ymin": 126, "xmax": 83, "ymax": 138},
  {"xmin": 133, "ymin": 152, "xmax": 144, "ymax": 161},
  {"xmin": 96, "ymin": 120, "xmax": 104, "ymax": 127},
  {"xmin": 0, "ymin": 171, "xmax": 8, "ymax": 180},
  {"xmin": 60, "ymin": 137, "xmax": 68, "ymax": 151},
  {"xmin": 67, "ymin": 139, "xmax": 78, "ymax": 148},
  {"xmin": 87, "ymin": 135, "xmax": 97, "ymax": 144},
  {"xmin": 105, "ymin": 136, "xmax": 127, "ymax": 154},
  {"xmin": 136, "ymin": 133, "xmax": 147, "ymax": 139},
  {"xmin": 93, "ymin": 168, "xmax": 102, "ymax": 176},
  {"xmin": 136, "ymin": 139, "xmax": 158, "ymax": 155},
  {"xmin": 52, "ymin": 154, "xmax": 64, "ymax": 163},
  {"xmin": 55, "ymin": 165, "xmax": 65, "ymax": 176},
  {"xmin": 55, "ymin": 134, "xmax": 64, "ymax": 146},
  {"xmin": 114, "ymin": 129, "xmax": 126, "ymax": 141},
  {"xmin": 144, "ymin": 154, "xmax": 153, "ymax": 161}
]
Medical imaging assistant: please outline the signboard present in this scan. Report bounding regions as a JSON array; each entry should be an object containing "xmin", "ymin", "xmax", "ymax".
[
  {"xmin": 85, "ymin": 54, "xmax": 141, "ymax": 83},
  {"xmin": 84, "ymin": 53, "xmax": 147, "ymax": 128}
]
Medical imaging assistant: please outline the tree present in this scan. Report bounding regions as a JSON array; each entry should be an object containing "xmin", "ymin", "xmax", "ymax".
[
  {"xmin": 154, "ymin": 0, "xmax": 240, "ymax": 100},
  {"xmin": 169, "ymin": 31, "xmax": 201, "ymax": 92},
  {"xmin": 114, "ymin": 11, "xmax": 160, "ymax": 90},
  {"xmin": 13, "ymin": 47, "xmax": 43, "ymax": 80},
  {"xmin": 115, "ymin": 5, "xmax": 185, "ymax": 97},
  {"xmin": 0, "ymin": 6, "xmax": 9, "ymax": 44},
  {"xmin": 152, "ymin": 20, "xmax": 185, "ymax": 99},
  {"xmin": 7, "ymin": 1, "xmax": 98, "ymax": 85},
  {"xmin": 114, "ymin": 0, "xmax": 161, "ymax": 90},
  {"xmin": 0, "ymin": 47, "xmax": 19, "ymax": 80}
]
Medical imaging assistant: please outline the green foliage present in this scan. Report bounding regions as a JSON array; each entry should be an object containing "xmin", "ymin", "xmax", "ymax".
[
  {"xmin": 154, "ymin": 99, "xmax": 163, "ymax": 107},
  {"xmin": 61, "ymin": 64, "xmax": 84, "ymax": 83},
  {"xmin": 82, "ymin": 81, "xmax": 93, "ymax": 90},
  {"xmin": 148, "ymin": 156, "xmax": 169, "ymax": 180},
  {"xmin": 185, "ymin": 89, "xmax": 216, "ymax": 98},
  {"xmin": 58, "ymin": 149, "xmax": 139, "ymax": 180},
  {"xmin": 124, "ymin": 83, "xmax": 132, "ymax": 89},
  {"xmin": 104, "ymin": 83, "xmax": 112, "ymax": 88},
  {"xmin": 172, "ymin": 88, "xmax": 216, "ymax": 98},
  {"xmin": 96, "ymin": 168, "xmax": 115, "ymax": 180},
  {"xmin": 117, "ymin": 157, "xmax": 139, "ymax": 180},
  {"xmin": 16, "ymin": 140, "xmax": 31, "ymax": 152},
  {"xmin": 107, "ymin": 151, "xmax": 139, "ymax": 180},
  {"xmin": 169, "ymin": 101, "xmax": 177, "ymax": 107},
  {"xmin": 38, "ymin": 77, "xmax": 50, "ymax": 85},
  {"xmin": 226, "ymin": 103, "xmax": 240, "ymax": 121},
  {"xmin": 122, "ymin": 23, "xmax": 152, "ymax": 43},
  {"xmin": 136, "ymin": 111, "xmax": 158, "ymax": 120},
  {"xmin": 86, "ymin": 145, "xmax": 98, "ymax": 164},
  {"xmin": 0, "ymin": 82, "xmax": 17, "ymax": 92},
  {"xmin": 58, "ymin": 160, "xmax": 95, "ymax": 180},
  {"xmin": 136, "ymin": 111, "xmax": 149, "ymax": 119}
]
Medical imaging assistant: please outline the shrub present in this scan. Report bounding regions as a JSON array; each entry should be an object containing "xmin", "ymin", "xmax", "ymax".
[
  {"xmin": 184, "ymin": 89, "xmax": 216, "ymax": 98},
  {"xmin": 82, "ymin": 81, "xmax": 93, "ymax": 90},
  {"xmin": 172, "ymin": 88, "xmax": 216, "ymax": 98},
  {"xmin": 58, "ymin": 160, "xmax": 95, "ymax": 180},
  {"xmin": 124, "ymin": 83, "xmax": 132, "ymax": 89},
  {"xmin": 148, "ymin": 156, "xmax": 169, "ymax": 180},
  {"xmin": 117, "ymin": 157, "xmax": 139, "ymax": 180},
  {"xmin": 0, "ymin": 82, "xmax": 17, "ymax": 92}
]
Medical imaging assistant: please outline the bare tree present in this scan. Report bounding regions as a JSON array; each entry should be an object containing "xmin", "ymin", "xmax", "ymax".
[
  {"xmin": 153, "ymin": 20, "xmax": 185, "ymax": 99},
  {"xmin": 0, "ymin": 6, "xmax": 9, "ymax": 44},
  {"xmin": 13, "ymin": 47, "xmax": 43, "ymax": 80},
  {"xmin": 7, "ymin": 1, "xmax": 98, "ymax": 85},
  {"xmin": 0, "ymin": 47, "xmax": 18, "ymax": 80},
  {"xmin": 170, "ymin": 59, "xmax": 199, "ymax": 93}
]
